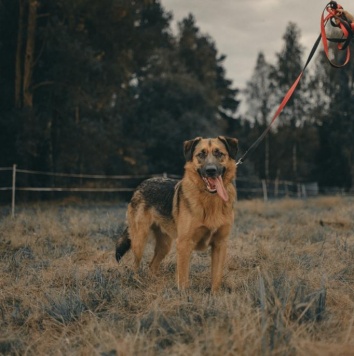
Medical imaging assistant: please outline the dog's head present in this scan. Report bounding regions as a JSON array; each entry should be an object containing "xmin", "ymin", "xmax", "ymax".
[{"xmin": 183, "ymin": 136, "xmax": 238, "ymax": 201}]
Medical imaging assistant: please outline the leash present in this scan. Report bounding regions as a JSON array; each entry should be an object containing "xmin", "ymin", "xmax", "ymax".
[
  {"xmin": 321, "ymin": 1, "xmax": 354, "ymax": 67},
  {"xmin": 236, "ymin": 1, "xmax": 353, "ymax": 167}
]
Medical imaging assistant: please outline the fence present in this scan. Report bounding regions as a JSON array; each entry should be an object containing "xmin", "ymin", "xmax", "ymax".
[
  {"xmin": 0, "ymin": 164, "xmax": 347, "ymax": 218},
  {"xmin": 0, "ymin": 165, "xmax": 182, "ymax": 217}
]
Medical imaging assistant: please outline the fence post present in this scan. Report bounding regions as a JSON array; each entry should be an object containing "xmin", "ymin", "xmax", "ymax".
[
  {"xmin": 285, "ymin": 181, "xmax": 289, "ymax": 197},
  {"xmin": 274, "ymin": 178, "xmax": 279, "ymax": 198},
  {"xmin": 12, "ymin": 164, "xmax": 17, "ymax": 218},
  {"xmin": 262, "ymin": 180, "xmax": 268, "ymax": 202},
  {"xmin": 297, "ymin": 183, "xmax": 301, "ymax": 198}
]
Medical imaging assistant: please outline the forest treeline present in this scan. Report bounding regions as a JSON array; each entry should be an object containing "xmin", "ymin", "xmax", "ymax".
[{"xmin": 0, "ymin": 0, "xmax": 353, "ymax": 190}]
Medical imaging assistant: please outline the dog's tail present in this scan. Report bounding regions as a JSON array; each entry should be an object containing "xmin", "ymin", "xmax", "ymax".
[{"xmin": 115, "ymin": 227, "xmax": 131, "ymax": 262}]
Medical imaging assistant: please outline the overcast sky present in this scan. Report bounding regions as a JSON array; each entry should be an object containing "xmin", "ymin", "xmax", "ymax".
[{"xmin": 161, "ymin": 0, "xmax": 352, "ymax": 90}]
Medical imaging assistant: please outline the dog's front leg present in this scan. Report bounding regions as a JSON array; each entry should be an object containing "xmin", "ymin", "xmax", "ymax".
[
  {"xmin": 176, "ymin": 226, "xmax": 210, "ymax": 290},
  {"xmin": 211, "ymin": 225, "xmax": 231, "ymax": 292},
  {"xmin": 176, "ymin": 237, "xmax": 194, "ymax": 290}
]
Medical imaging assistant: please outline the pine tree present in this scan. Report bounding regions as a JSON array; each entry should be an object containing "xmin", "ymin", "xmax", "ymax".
[
  {"xmin": 0, "ymin": 0, "xmax": 239, "ymax": 181},
  {"xmin": 311, "ymin": 44, "xmax": 354, "ymax": 190},
  {"xmin": 244, "ymin": 52, "xmax": 276, "ymax": 179},
  {"xmin": 178, "ymin": 14, "xmax": 239, "ymax": 122},
  {"xmin": 125, "ymin": 13, "xmax": 240, "ymax": 174},
  {"xmin": 271, "ymin": 22, "xmax": 310, "ymax": 181}
]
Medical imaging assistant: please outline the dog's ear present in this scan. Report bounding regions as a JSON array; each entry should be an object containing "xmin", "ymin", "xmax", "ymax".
[
  {"xmin": 218, "ymin": 136, "xmax": 238, "ymax": 160},
  {"xmin": 184, "ymin": 137, "xmax": 202, "ymax": 161}
]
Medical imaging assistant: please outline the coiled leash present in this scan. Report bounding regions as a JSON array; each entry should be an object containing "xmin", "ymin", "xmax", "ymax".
[{"xmin": 236, "ymin": 1, "xmax": 354, "ymax": 167}]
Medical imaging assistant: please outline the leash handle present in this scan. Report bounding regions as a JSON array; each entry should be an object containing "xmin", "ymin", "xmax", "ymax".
[{"xmin": 321, "ymin": 2, "xmax": 352, "ymax": 67}]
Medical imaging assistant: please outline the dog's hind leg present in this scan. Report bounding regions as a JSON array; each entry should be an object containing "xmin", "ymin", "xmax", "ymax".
[
  {"xmin": 130, "ymin": 233, "xmax": 149, "ymax": 271},
  {"xmin": 115, "ymin": 227, "xmax": 131, "ymax": 262},
  {"xmin": 149, "ymin": 225, "xmax": 172, "ymax": 274},
  {"xmin": 126, "ymin": 202, "xmax": 153, "ymax": 271},
  {"xmin": 129, "ymin": 222, "xmax": 151, "ymax": 271}
]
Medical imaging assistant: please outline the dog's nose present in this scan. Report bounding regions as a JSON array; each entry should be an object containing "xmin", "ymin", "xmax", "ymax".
[{"xmin": 205, "ymin": 165, "xmax": 217, "ymax": 177}]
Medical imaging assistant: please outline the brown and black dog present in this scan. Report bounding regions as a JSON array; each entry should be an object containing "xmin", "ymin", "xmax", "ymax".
[{"xmin": 116, "ymin": 136, "xmax": 238, "ymax": 292}]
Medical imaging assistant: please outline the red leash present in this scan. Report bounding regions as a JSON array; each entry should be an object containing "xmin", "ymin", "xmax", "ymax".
[
  {"xmin": 321, "ymin": 1, "xmax": 353, "ymax": 67},
  {"xmin": 237, "ymin": 1, "xmax": 353, "ymax": 166}
]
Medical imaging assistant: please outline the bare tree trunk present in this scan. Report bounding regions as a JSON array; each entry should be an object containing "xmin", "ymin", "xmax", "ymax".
[
  {"xmin": 349, "ymin": 150, "xmax": 354, "ymax": 192},
  {"xmin": 15, "ymin": 0, "xmax": 25, "ymax": 108},
  {"xmin": 23, "ymin": 0, "xmax": 38, "ymax": 109},
  {"xmin": 292, "ymin": 143, "xmax": 297, "ymax": 181},
  {"xmin": 265, "ymin": 134, "xmax": 269, "ymax": 181}
]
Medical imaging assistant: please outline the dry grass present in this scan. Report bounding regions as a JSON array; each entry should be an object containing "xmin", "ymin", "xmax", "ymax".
[{"xmin": 0, "ymin": 196, "xmax": 354, "ymax": 355}]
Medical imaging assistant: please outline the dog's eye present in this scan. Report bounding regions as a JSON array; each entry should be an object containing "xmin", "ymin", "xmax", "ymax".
[
  {"xmin": 196, "ymin": 150, "xmax": 207, "ymax": 159},
  {"xmin": 213, "ymin": 149, "xmax": 224, "ymax": 158}
]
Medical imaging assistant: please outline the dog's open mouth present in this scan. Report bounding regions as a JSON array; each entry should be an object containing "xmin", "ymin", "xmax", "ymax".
[{"xmin": 202, "ymin": 176, "xmax": 229, "ymax": 202}]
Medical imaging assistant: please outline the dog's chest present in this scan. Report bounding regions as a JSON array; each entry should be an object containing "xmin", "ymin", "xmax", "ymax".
[{"xmin": 200, "ymin": 200, "xmax": 233, "ymax": 229}]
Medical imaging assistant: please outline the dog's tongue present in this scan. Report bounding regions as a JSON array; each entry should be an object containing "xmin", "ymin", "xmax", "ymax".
[{"xmin": 213, "ymin": 176, "xmax": 229, "ymax": 202}]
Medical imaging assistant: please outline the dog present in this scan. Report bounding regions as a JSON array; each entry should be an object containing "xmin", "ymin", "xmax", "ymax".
[{"xmin": 115, "ymin": 136, "xmax": 238, "ymax": 292}]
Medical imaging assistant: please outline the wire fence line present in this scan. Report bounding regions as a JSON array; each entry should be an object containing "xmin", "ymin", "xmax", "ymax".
[
  {"xmin": 15, "ymin": 168, "xmax": 162, "ymax": 180},
  {"xmin": 0, "ymin": 164, "xmax": 349, "ymax": 217},
  {"xmin": 0, "ymin": 165, "xmax": 182, "ymax": 217}
]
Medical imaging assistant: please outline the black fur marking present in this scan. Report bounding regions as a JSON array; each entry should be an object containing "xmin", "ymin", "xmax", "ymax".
[
  {"xmin": 176, "ymin": 183, "xmax": 191, "ymax": 214},
  {"xmin": 180, "ymin": 184, "xmax": 192, "ymax": 212},
  {"xmin": 137, "ymin": 177, "xmax": 179, "ymax": 217},
  {"xmin": 184, "ymin": 137, "xmax": 202, "ymax": 161},
  {"xmin": 175, "ymin": 183, "xmax": 181, "ymax": 215},
  {"xmin": 218, "ymin": 136, "xmax": 238, "ymax": 160},
  {"xmin": 116, "ymin": 227, "xmax": 131, "ymax": 262}
]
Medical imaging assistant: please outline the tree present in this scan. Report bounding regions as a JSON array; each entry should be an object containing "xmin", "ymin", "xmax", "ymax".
[
  {"xmin": 271, "ymin": 22, "xmax": 312, "ymax": 181},
  {"xmin": 13, "ymin": 0, "xmax": 175, "ymax": 174},
  {"xmin": 244, "ymin": 52, "xmax": 276, "ymax": 179},
  {"xmin": 0, "ymin": 0, "xmax": 240, "ymax": 185},
  {"xmin": 0, "ymin": 1, "xmax": 20, "ymax": 169},
  {"xmin": 122, "ymin": 15, "xmax": 240, "ymax": 174},
  {"xmin": 178, "ymin": 15, "xmax": 239, "ymax": 123},
  {"xmin": 272, "ymin": 23, "xmax": 306, "ymax": 124},
  {"xmin": 311, "ymin": 43, "xmax": 354, "ymax": 190}
]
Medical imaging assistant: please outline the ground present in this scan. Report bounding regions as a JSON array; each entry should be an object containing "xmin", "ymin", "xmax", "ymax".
[{"xmin": 0, "ymin": 196, "xmax": 353, "ymax": 355}]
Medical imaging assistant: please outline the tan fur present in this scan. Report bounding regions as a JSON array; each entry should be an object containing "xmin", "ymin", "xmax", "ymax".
[
  {"xmin": 126, "ymin": 137, "xmax": 237, "ymax": 292},
  {"xmin": 337, "ymin": 9, "xmax": 354, "ymax": 23}
]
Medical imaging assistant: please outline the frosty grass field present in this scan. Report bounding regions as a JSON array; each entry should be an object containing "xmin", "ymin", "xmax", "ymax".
[{"xmin": 0, "ymin": 196, "xmax": 353, "ymax": 355}]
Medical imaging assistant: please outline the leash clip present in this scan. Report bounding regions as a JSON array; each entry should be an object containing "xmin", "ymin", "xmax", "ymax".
[{"xmin": 236, "ymin": 158, "xmax": 243, "ymax": 167}]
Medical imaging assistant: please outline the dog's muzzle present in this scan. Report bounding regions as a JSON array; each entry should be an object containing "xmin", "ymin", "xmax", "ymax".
[{"xmin": 200, "ymin": 165, "xmax": 228, "ymax": 201}]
